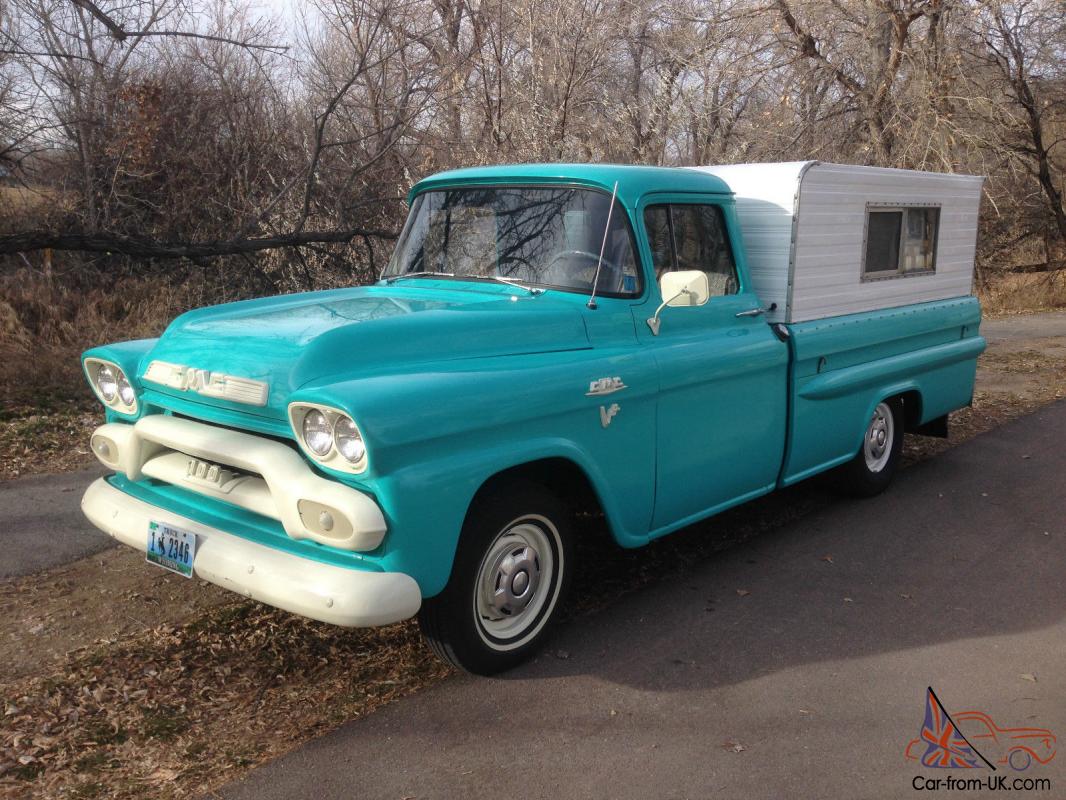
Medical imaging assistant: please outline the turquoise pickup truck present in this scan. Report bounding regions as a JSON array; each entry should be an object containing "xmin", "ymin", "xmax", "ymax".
[{"xmin": 81, "ymin": 162, "xmax": 986, "ymax": 674}]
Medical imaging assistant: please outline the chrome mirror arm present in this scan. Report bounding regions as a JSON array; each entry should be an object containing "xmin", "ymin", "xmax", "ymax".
[{"xmin": 646, "ymin": 288, "xmax": 692, "ymax": 336}]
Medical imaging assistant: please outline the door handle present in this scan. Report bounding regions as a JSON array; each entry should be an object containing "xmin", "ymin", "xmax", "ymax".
[{"xmin": 735, "ymin": 307, "xmax": 765, "ymax": 318}]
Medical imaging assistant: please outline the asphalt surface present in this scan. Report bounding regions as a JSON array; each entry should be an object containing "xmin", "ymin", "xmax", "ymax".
[
  {"xmin": 0, "ymin": 466, "xmax": 109, "ymax": 579},
  {"xmin": 218, "ymin": 401, "xmax": 1066, "ymax": 800},
  {"xmin": 981, "ymin": 309, "xmax": 1066, "ymax": 344}
]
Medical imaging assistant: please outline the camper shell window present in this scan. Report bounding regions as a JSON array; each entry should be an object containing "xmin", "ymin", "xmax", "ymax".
[{"xmin": 862, "ymin": 204, "xmax": 940, "ymax": 280}]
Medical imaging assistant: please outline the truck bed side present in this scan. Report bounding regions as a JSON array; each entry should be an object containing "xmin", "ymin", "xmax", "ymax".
[{"xmin": 780, "ymin": 296, "xmax": 985, "ymax": 485}]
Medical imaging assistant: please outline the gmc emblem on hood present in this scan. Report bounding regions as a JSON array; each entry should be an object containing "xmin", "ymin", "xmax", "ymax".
[{"xmin": 143, "ymin": 361, "xmax": 269, "ymax": 407}]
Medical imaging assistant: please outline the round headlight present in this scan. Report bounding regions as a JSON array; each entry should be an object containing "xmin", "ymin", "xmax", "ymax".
[
  {"xmin": 334, "ymin": 416, "xmax": 366, "ymax": 463},
  {"xmin": 302, "ymin": 409, "xmax": 333, "ymax": 456},
  {"xmin": 96, "ymin": 364, "xmax": 118, "ymax": 403},
  {"xmin": 117, "ymin": 372, "xmax": 135, "ymax": 406}
]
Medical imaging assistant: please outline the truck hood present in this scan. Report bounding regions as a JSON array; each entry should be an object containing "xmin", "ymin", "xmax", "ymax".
[{"xmin": 140, "ymin": 284, "xmax": 590, "ymax": 418}]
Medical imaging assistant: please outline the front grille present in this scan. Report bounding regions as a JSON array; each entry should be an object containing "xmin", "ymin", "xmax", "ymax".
[{"xmin": 141, "ymin": 445, "xmax": 278, "ymax": 521}]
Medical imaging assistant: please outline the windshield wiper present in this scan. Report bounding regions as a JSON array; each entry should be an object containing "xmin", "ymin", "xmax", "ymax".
[
  {"xmin": 383, "ymin": 271, "xmax": 455, "ymax": 284},
  {"xmin": 466, "ymin": 275, "xmax": 545, "ymax": 295}
]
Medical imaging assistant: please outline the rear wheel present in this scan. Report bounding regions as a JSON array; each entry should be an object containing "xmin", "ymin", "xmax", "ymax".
[
  {"xmin": 836, "ymin": 399, "xmax": 904, "ymax": 497},
  {"xmin": 418, "ymin": 481, "xmax": 573, "ymax": 675}
]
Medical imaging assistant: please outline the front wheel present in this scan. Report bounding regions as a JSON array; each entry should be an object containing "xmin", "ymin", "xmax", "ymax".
[
  {"xmin": 418, "ymin": 482, "xmax": 574, "ymax": 675},
  {"xmin": 836, "ymin": 399, "xmax": 904, "ymax": 497}
]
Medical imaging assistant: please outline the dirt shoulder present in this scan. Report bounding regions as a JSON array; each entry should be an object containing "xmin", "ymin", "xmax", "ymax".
[
  {"xmin": 0, "ymin": 402, "xmax": 100, "ymax": 481},
  {"xmin": 1, "ymin": 312, "xmax": 1065, "ymax": 799}
]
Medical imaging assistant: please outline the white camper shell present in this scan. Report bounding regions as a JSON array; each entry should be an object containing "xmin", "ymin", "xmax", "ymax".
[{"xmin": 691, "ymin": 162, "xmax": 984, "ymax": 324}]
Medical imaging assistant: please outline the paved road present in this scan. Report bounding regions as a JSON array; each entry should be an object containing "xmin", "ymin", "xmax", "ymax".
[
  {"xmin": 981, "ymin": 309, "xmax": 1066, "ymax": 345},
  {"xmin": 0, "ymin": 467, "xmax": 109, "ymax": 579},
  {"xmin": 220, "ymin": 401, "xmax": 1066, "ymax": 800}
]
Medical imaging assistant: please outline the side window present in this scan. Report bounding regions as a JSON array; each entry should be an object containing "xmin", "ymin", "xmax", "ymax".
[
  {"xmin": 643, "ymin": 203, "xmax": 738, "ymax": 297},
  {"xmin": 863, "ymin": 206, "xmax": 939, "ymax": 279}
]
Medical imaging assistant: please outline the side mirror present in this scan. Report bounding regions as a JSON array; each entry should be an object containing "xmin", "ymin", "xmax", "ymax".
[
  {"xmin": 660, "ymin": 270, "xmax": 710, "ymax": 307},
  {"xmin": 647, "ymin": 270, "xmax": 709, "ymax": 335}
]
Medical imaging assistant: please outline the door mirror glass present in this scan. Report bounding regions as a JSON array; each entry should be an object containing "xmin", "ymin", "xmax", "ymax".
[{"xmin": 660, "ymin": 270, "xmax": 710, "ymax": 307}]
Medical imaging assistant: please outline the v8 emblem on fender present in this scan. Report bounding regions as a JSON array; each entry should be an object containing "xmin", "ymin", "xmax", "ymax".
[{"xmin": 599, "ymin": 403, "xmax": 620, "ymax": 428}]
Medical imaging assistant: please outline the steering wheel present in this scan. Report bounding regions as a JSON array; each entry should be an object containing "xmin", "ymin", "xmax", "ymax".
[{"xmin": 546, "ymin": 249, "xmax": 623, "ymax": 292}]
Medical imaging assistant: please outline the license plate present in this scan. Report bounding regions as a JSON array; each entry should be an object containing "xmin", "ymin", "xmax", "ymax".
[{"xmin": 147, "ymin": 521, "xmax": 196, "ymax": 578}]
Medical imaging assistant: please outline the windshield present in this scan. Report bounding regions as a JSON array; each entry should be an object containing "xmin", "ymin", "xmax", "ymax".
[{"xmin": 383, "ymin": 187, "xmax": 642, "ymax": 296}]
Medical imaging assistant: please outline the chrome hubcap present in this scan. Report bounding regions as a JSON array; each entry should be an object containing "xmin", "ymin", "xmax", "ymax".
[
  {"xmin": 483, "ymin": 541, "xmax": 542, "ymax": 617},
  {"xmin": 863, "ymin": 402, "xmax": 894, "ymax": 472},
  {"xmin": 474, "ymin": 518, "xmax": 561, "ymax": 650}
]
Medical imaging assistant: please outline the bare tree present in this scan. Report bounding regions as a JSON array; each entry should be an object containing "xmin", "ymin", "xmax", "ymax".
[
  {"xmin": 772, "ymin": 0, "xmax": 951, "ymax": 165},
  {"xmin": 967, "ymin": 1, "xmax": 1066, "ymax": 247},
  {"xmin": 0, "ymin": 0, "xmax": 1063, "ymax": 281}
]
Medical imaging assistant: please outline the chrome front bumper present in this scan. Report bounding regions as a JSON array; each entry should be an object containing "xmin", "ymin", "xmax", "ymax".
[{"xmin": 82, "ymin": 478, "xmax": 421, "ymax": 627}]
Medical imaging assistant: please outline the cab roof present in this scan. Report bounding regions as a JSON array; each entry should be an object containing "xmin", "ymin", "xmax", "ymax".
[{"xmin": 409, "ymin": 163, "xmax": 733, "ymax": 206}]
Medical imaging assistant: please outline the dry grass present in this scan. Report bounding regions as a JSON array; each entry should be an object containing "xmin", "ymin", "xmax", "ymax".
[
  {"xmin": 0, "ymin": 187, "xmax": 68, "ymax": 221},
  {"xmin": 0, "ymin": 404, "xmax": 100, "ymax": 480},
  {"xmin": 0, "ymin": 604, "xmax": 450, "ymax": 798},
  {"xmin": 979, "ymin": 270, "xmax": 1066, "ymax": 316},
  {"xmin": 0, "ymin": 270, "xmax": 186, "ymax": 411}
]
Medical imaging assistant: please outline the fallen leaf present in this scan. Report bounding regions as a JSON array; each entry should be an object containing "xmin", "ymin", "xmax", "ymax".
[
  {"xmin": 843, "ymin": 597, "xmax": 854, "ymax": 603},
  {"xmin": 721, "ymin": 740, "xmax": 747, "ymax": 753},
  {"xmin": 736, "ymin": 589, "xmax": 750, "ymax": 597},
  {"xmin": 1020, "ymin": 673, "xmax": 1037, "ymax": 683},
  {"xmin": 820, "ymin": 554, "xmax": 834, "ymax": 564}
]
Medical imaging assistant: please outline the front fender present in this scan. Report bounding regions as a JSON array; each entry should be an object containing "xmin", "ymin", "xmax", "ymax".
[
  {"xmin": 291, "ymin": 349, "xmax": 659, "ymax": 596},
  {"xmin": 366, "ymin": 435, "xmax": 651, "ymax": 597}
]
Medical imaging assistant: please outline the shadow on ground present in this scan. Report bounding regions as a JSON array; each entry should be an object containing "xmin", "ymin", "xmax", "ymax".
[{"xmin": 221, "ymin": 401, "xmax": 1066, "ymax": 800}]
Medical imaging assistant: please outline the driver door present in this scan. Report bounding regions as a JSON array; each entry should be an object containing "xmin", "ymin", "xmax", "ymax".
[{"xmin": 636, "ymin": 199, "xmax": 789, "ymax": 532}]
